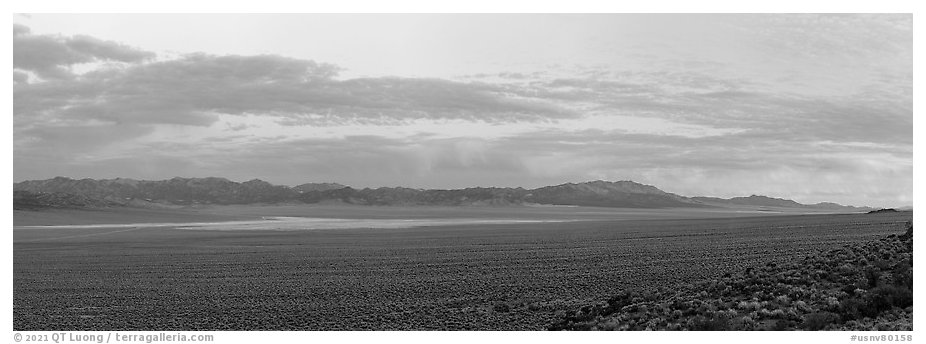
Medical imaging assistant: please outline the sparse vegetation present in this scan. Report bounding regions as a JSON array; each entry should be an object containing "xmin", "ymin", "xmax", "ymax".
[{"xmin": 550, "ymin": 221, "xmax": 913, "ymax": 331}]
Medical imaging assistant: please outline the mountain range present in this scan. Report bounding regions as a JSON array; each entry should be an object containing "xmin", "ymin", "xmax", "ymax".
[{"xmin": 13, "ymin": 176, "xmax": 872, "ymax": 212}]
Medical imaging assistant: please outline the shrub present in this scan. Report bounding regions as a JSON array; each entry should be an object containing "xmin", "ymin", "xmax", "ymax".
[
  {"xmin": 866, "ymin": 285, "xmax": 912, "ymax": 313},
  {"xmin": 838, "ymin": 297, "xmax": 869, "ymax": 320},
  {"xmin": 864, "ymin": 268, "xmax": 882, "ymax": 289},
  {"xmin": 607, "ymin": 291, "xmax": 636, "ymax": 310},
  {"xmin": 772, "ymin": 319, "xmax": 797, "ymax": 330},
  {"xmin": 802, "ymin": 312, "xmax": 838, "ymax": 330},
  {"xmin": 492, "ymin": 302, "xmax": 511, "ymax": 313},
  {"xmin": 901, "ymin": 221, "xmax": 912, "ymax": 240},
  {"xmin": 892, "ymin": 258, "xmax": 913, "ymax": 290},
  {"xmin": 688, "ymin": 314, "xmax": 729, "ymax": 331},
  {"xmin": 838, "ymin": 284, "xmax": 913, "ymax": 321}
]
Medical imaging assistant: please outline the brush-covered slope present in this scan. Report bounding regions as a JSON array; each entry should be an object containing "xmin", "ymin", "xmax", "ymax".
[{"xmin": 550, "ymin": 222, "xmax": 914, "ymax": 331}]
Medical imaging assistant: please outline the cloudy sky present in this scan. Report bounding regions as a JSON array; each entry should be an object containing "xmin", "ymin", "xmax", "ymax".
[{"xmin": 12, "ymin": 14, "xmax": 912, "ymax": 207}]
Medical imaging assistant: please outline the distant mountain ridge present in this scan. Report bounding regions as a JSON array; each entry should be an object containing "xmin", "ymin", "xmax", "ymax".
[
  {"xmin": 14, "ymin": 177, "xmax": 296, "ymax": 206},
  {"xmin": 13, "ymin": 176, "xmax": 871, "ymax": 211},
  {"xmin": 693, "ymin": 195, "xmax": 804, "ymax": 208},
  {"xmin": 691, "ymin": 195, "xmax": 874, "ymax": 211}
]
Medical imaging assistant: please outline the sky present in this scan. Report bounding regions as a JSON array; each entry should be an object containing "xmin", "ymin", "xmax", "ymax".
[{"xmin": 11, "ymin": 13, "xmax": 913, "ymax": 207}]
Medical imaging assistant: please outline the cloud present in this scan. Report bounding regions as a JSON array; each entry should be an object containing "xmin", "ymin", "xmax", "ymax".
[
  {"xmin": 737, "ymin": 14, "xmax": 911, "ymax": 59},
  {"xmin": 489, "ymin": 70, "xmax": 911, "ymax": 148},
  {"xmin": 13, "ymin": 70, "xmax": 29, "ymax": 84},
  {"xmin": 16, "ymin": 124, "xmax": 155, "ymax": 158},
  {"xmin": 13, "ymin": 23, "xmax": 30, "ymax": 36},
  {"xmin": 15, "ymin": 49, "xmax": 575, "ymax": 133},
  {"xmin": 14, "ymin": 154, "xmax": 199, "ymax": 182},
  {"xmin": 15, "ymin": 22, "xmax": 908, "ymax": 147},
  {"xmin": 13, "ymin": 25, "xmax": 155, "ymax": 80},
  {"xmin": 67, "ymin": 35, "xmax": 156, "ymax": 63}
]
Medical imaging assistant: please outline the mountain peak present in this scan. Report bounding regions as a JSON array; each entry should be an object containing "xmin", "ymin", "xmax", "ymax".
[{"xmin": 574, "ymin": 180, "xmax": 667, "ymax": 195}]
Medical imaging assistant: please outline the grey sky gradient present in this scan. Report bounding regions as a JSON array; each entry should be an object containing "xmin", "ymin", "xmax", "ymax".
[{"xmin": 12, "ymin": 14, "xmax": 912, "ymax": 207}]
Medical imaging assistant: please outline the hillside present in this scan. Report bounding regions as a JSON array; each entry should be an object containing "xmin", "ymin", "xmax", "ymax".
[
  {"xmin": 550, "ymin": 222, "xmax": 913, "ymax": 331},
  {"xmin": 13, "ymin": 190, "xmax": 122, "ymax": 210},
  {"xmin": 292, "ymin": 182, "xmax": 348, "ymax": 193},
  {"xmin": 13, "ymin": 177, "xmax": 869, "ymax": 211},
  {"xmin": 692, "ymin": 195, "xmax": 869, "ymax": 212},
  {"xmin": 14, "ymin": 177, "xmax": 297, "ymax": 206},
  {"xmin": 693, "ymin": 195, "xmax": 804, "ymax": 208}
]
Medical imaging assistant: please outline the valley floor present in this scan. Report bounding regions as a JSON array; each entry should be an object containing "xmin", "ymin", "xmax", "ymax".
[
  {"xmin": 13, "ymin": 202, "xmax": 860, "ymax": 227},
  {"xmin": 12, "ymin": 207, "xmax": 911, "ymax": 330}
]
